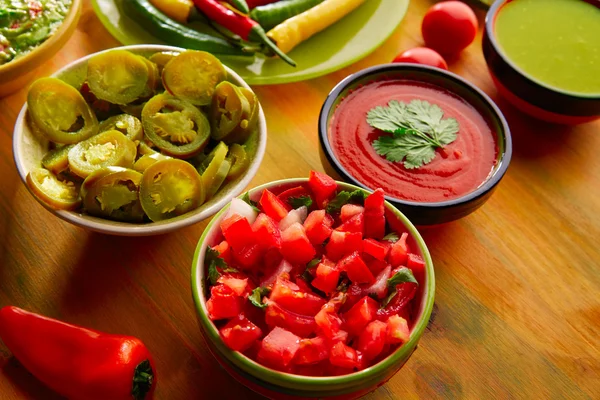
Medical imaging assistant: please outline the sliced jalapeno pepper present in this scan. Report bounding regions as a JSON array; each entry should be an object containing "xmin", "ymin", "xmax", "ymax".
[
  {"xmin": 138, "ymin": 56, "xmax": 160, "ymax": 100},
  {"xmin": 139, "ymin": 159, "xmax": 205, "ymax": 222},
  {"xmin": 87, "ymin": 50, "xmax": 150, "ymax": 105},
  {"xmin": 99, "ymin": 114, "xmax": 144, "ymax": 142},
  {"xmin": 119, "ymin": 101, "xmax": 146, "ymax": 119},
  {"xmin": 26, "ymin": 168, "xmax": 82, "ymax": 211},
  {"xmin": 224, "ymin": 86, "xmax": 259, "ymax": 145},
  {"xmin": 27, "ymin": 78, "xmax": 99, "ymax": 144},
  {"xmin": 141, "ymin": 93, "xmax": 210, "ymax": 158},
  {"xmin": 42, "ymin": 145, "xmax": 75, "ymax": 175},
  {"xmin": 162, "ymin": 50, "xmax": 226, "ymax": 106},
  {"xmin": 198, "ymin": 142, "xmax": 230, "ymax": 200},
  {"xmin": 133, "ymin": 153, "xmax": 172, "ymax": 173},
  {"xmin": 226, "ymin": 143, "xmax": 249, "ymax": 180},
  {"xmin": 149, "ymin": 51, "xmax": 178, "ymax": 76},
  {"xmin": 209, "ymin": 81, "xmax": 251, "ymax": 141},
  {"xmin": 81, "ymin": 167, "xmax": 145, "ymax": 222},
  {"xmin": 68, "ymin": 130, "xmax": 137, "ymax": 179},
  {"xmin": 137, "ymin": 141, "xmax": 158, "ymax": 157}
]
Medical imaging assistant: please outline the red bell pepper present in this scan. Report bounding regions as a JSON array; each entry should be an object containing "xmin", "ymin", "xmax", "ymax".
[
  {"xmin": 192, "ymin": 0, "xmax": 296, "ymax": 66},
  {"xmin": 0, "ymin": 306, "xmax": 155, "ymax": 400}
]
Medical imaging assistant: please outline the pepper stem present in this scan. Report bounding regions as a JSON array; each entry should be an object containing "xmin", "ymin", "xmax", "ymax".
[
  {"xmin": 131, "ymin": 359, "xmax": 154, "ymax": 400},
  {"xmin": 251, "ymin": 27, "xmax": 297, "ymax": 67}
]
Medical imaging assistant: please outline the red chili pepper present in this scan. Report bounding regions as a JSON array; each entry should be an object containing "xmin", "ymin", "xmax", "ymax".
[
  {"xmin": 193, "ymin": 0, "xmax": 296, "ymax": 66},
  {"xmin": 247, "ymin": 0, "xmax": 280, "ymax": 9},
  {"xmin": 0, "ymin": 306, "xmax": 156, "ymax": 400}
]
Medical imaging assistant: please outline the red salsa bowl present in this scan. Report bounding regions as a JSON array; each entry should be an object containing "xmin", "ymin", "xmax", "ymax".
[
  {"xmin": 482, "ymin": 0, "xmax": 600, "ymax": 124},
  {"xmin": 318, "ymin": 64, "xmax": 512, "ymax": 226},
  {"xmin": 191, "ymin": 176, "xmax": 435, "ymax": 399}
]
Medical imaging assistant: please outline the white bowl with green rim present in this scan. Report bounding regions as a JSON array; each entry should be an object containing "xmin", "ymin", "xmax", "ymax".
[
  {"xmin": 12, "ymin": 44, "xmax": 267, "ymax": 236},
  {"xmin": 191, "ymin": 178, "xmax": 435, "ymax": 399}
]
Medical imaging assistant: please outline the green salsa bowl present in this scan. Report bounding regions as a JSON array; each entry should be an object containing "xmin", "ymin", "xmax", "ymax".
[
  {"xmin": 191, "ymin": 178, "xmax": 435, "ymax": 399},
  {"xmin": 483, "ymin": 0, "xmax": 600, "ymax": 124}
]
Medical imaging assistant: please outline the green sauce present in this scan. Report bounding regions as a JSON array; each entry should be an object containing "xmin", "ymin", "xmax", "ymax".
[
  {"xmin": 495, "ymin": 0, "xmax": 600, "ymax": 95},
  {"xmin": 0, "ymin": 0, "xmax": 72, "ymax": 66}
]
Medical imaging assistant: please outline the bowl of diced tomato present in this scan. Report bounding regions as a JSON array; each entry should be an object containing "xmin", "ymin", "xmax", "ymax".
[{"xmin": 191, "ymin": 171, "xmax": 435, "ymax": 399}]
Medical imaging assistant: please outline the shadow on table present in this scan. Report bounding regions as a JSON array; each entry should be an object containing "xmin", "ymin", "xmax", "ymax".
[
  {"xmin": 1, "ymin": 356, "xmax": 63, "ymax": 400},
  {"xmin": 59, "ymin": 232, "xmax": 167, "ymax": 314}
]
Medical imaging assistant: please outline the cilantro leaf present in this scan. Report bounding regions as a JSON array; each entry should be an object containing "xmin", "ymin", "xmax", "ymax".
[
  {"xmin": 307, "ymin": 258, "xmax": 321, "ymax": 269},
  {"xmin": 382, "ymin": 267, "xmax": 418, "ymax": 307},
  {"xmin": 248, "ymin": 287, "xmax": 271, "ymax": 309},
  {"xmin": 326, "ymin": 190, "xmax": 368, "ymax": 214},
  {"xmin": 242, "ymin": 191, "xmax": 260, "ymax": 212},
  {"xmin": 205, "ymin": 248, "xmax": 238, "ymax": 286},
  {"xmin": 382, "ymin": 232, "xmax": 400, "ymax": 243},
  {"xmin": 288, "ymin": 195, "xmax": 313, "ymax": 209},
  {"xmin": 368, "ymin": 99, "xmax": 459, "ymax": 169}
]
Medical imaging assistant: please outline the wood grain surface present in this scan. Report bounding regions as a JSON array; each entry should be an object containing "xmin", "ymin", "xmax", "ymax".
[{"xmin": 1, "ymin": 1, "xmax": 599, "ymax": 399}]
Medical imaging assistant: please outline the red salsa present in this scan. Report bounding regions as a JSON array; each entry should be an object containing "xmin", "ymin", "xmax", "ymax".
[
  {"xmin": 329, "ymin": 80, "xmax": 498, "ymax": 202},
  {"xmin": 204, "ymin": 171, "xmax": 426, "ymax": 375}
]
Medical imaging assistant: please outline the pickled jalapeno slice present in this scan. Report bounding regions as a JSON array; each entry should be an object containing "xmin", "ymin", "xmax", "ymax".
[
  {"xmin": 42, "ymin": 145, "xmax": 75, "ymax": 175},
  {"xmin": 133, "ymin": 153, "xmax": 172, "ymax": 173},
  {"xmin": 68, "ymin": 130, "xmax": 137, "ymax": 178},
  {"xmin": 223, "ymin": 86, "xmax": 259, "ymax": 145},
  {"xmin": 138, "ymin": 56, "xmax": 160, "ymax": 100},
  {"xmin": 141, "ymin": 93, "xmax": 210, "ymax": 158},
  {"xmin": 225, "ymin": 143, "xmax": 249, "ymax": 180},
  {"xmin": 26, "ymin": 168, "xmax": 82, "ymax": 210},
  {"xmin": 27, "ymin": 78, "xmax": 99, "ymax": 144},
  {"xmin": 99, "ymin": 114, "xmax": 143, "ymax": 142},
  {"xmin": 149, "ymin": 51, "xmax": 178, "ymax": 77},
  {"xmin": 81, "ymin": 167, "xmax": 145, "ymax": 222},
  {"xmin": 162, "ymin": 50, "xmax": 226, "ymax": 106},
  {"xmin": 139, "ymin": 159, "xmax": 205, "ymax": 222},
  {"xmin": 209, "ymin": 81, "xmax": 251, "ymax": 141},
  {"xmin": 198, "ymin": 142, "xmax": 229, "ymax": 200},
  {"xmin": 87, "ymin": 50, "xmax": 150, "ymax": 105}
]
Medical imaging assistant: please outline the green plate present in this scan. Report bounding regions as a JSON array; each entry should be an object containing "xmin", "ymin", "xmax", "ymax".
[{"xmin": 91, "ymin": 0, "xmax": 409, "ymax": 85}]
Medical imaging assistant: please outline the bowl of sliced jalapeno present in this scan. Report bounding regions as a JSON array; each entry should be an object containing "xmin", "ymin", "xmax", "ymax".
[{"xmin": 12, "ymin": 45, "xmax": 267, "ymax": 236}]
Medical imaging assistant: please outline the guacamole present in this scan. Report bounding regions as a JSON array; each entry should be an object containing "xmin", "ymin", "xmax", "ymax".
[
  {"xmin": 0, "ymin": 0, "xmax": 72, "ymax": 66},
  {"xmin": 495, "ymin": 0, "xmax": 600, "ymax": 95}
]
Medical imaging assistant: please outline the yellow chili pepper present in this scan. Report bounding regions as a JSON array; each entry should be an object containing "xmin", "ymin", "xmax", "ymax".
[
  {"xmin": 150, "ymin": 0, "xmax": 195, "ymax": 23},
  {"xmin": 266, "ymin": 0, "xmax": 366, "ymax": 54}
]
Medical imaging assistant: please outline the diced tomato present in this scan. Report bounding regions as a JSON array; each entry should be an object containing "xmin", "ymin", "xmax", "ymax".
[
  {"xmin": 366, "ymin": 258, "xmax": 389, "ymax": 275},
  {"xmin": 263, "ymin": 247, "xmax": 283, "ymax": 270},
  {"xmin": 362, "ymin": 238, "xmax": 390, "ymax": 261},
  {"xmin": 388, "ymin": 232, "xmax": 409, "ymax": 267},
  {"xmin": 308, "ymin": 170, "xmax": 337, "ymax": 207},
  {"xmin": 294, "ymin": 336, "xmax": 329, "ymax": 365},
  {"xmin": 252, "ymin": 213, "xmax": 281, "ymax": 250},
  {"xmin": 315, "ymin": 307, "xmax": 343, "ymax": 340},
  {"xmin": 376, "ymin": 282, "xmax": 418, "ymax": 321},
  {"xmin": 270, "ymin": 278, "xmax": 326, "ymax": 316},
  {"xmin": 221, "ymin": 214, "xmax": 254, "ymax": 251},
  {"xmin": 363, "ymin": 265, "xmax": 392, "ymax": 299},
  {"xmin": 265, "ymin": 300, "xmax": 317, "ymax": 337},
  {"xmin": 335, "ymin": 213, "xmax": 364, "ymax": 234},
  {"xmin": 295, "ymin": 277, "xmax": 313, "ymax": 293},
  {"xmin": 261, "ymin": 258, "xmax": 292, "ymax": 288},
  {"xmin": 364, "ymin": 189, "xmax": 386, "ymax": 239},
  {"xmin": 281, "ymin": 223, "xmax": 316, "ymax": 265},
  {"xmin": 258, "ymin": 327, "xmax": 301, "ymax": 369},
  {"xmin": 341, "ymin": 284, "xmax": 364, "ymax": 313},
  {"xmin": 206, "ymin": 284, "xmax": 243, "ymax": 320},
  {"xmin": 277, "ymin": 186, "xmax": 312, "ymax": 208},
  {"xmin": 311, "ymin": 258, "xmax": 340, "ymax": 295},
  {"xmin": 304, "ymin": 210, "xmax": 334, "ymax": 245},
  {"xmin": 220, "ymin": 315, "xmax": 263, "ymax": 352},
  {"xmin": 294, "ymin": 361, "xmax": 328, "ymax": 376},
  {"xmin": 232, "ymin": 243, "xmax": 263, "ymax": 270},
  {"xmin": 329, "ymin": 342, "xmax": 360, "ymax": 369},
  {"xmin": 386, "ymin": 315, "xmax": 410, "ymax": 344},
  {"xmin": 259, "ymin": 189, "xmax": 290, "ymax": 221},
  {"xmin": 212, "ymin": 240, "xmax": 232, "ymax": 264},
  {"xmin": 407, "ymin": 253, "xmax": 425, "ymax": 275},
  {"xmin": 338, "ymin": 252, "xmax": 374, "ymax": 284},
  {"xmin": 357, "ymin": 320, "xmax": 387, "ymax": 361},
  {"xmin": 325, "ymin": 231, "xmax": 362, "ymax": 261},
  {"xmin": 340, "ymin": 204, "xmax": 364, "ymax": 222},
  {"xmin": 343, "ymin": 296, "xmax": 378, "ymax": 336},
  {"xmin": 217, "ymin": 276, "xmax": 249, "ymax": 297}
]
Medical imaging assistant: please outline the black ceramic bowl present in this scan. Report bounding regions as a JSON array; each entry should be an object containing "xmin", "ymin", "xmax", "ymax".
[
  {"xmin": 483, "ymin": 0, "xmax": 600, "ymax": 124},
  {"xmin": 318, "ymin": 63, "xmax": 512, "ymax": 226}
]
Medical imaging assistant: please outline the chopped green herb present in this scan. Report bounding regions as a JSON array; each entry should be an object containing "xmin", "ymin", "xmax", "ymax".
[
  {"xmin": 205, "ymin": 247, "xmax": 238, "ymax": 286},
  {"xmin": 368, "ymin": 99, "xmax": 459, "ymax": 169},
  {"xmin": 382, "ymin": 267, "xmax": 419, "ymax": 307},
  {"xmin": 326, "ymin": 190, "xmax": 368, "ymax": 214},
  {"xmin": 382, "ymin": 232, "xmax": 400, "ymax": 243},
  {"xmin": 288, "ymin": 195, "xmax": 313, "ymax": 209},
  {"xmin": 248, "ymin": 287, "xmax": 271, "ymax": 309},
  {"xmin": 307, "ymin": 258, "xmax": 321, "ymax": 269},
  {"xmin": 336, "ymin": 279, "xmax": 350, "ymax": 293},
  {"xmin": 241, "ymin": 191, "xmax": 260, "ymax": 212}
]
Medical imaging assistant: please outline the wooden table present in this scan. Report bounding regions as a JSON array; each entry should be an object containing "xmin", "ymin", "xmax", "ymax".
[{"xmin": 1, "ymin": 1, "xmax": 599, "ymax": 399}]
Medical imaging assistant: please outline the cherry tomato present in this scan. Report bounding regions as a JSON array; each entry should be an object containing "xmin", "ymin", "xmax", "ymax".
[
  {"xmin": 421, "ymin": 1, "xmax": 478, "ymax": 54},
  {"xmin": 393, "ymin": 47, "xmax": 448, "ymax": 70}
]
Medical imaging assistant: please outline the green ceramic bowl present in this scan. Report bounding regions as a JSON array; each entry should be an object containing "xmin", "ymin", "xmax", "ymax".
[{"xmin": 191, "ymin": 178, "xmax": 435, "ymax": 399}]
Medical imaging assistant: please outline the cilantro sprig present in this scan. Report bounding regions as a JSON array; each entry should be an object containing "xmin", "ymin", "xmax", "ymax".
[
  {"xmin": 326, "ymin": 190, "xmax": 368, "ymax": 214},
  {"xmin": 288, "ymin": 195, "xmax": 313, "ymax": 209},
  {"xmin": 205, "ymin": 248, "xmax": 238, "ymax": 286},
  {"xmin": 368, "ymin": 100, "xmax": 459, "ymax": 169},
  {"xmin": 248, "ymin": 287, "xmax": 271, "ymax": 309},
  {"xmin": 241, "ymin": 192, "xmax": 260, "ymax": 212},
  {"xmin": 381, "ymin": 267, "xmax": 418, "ymax": 307}
]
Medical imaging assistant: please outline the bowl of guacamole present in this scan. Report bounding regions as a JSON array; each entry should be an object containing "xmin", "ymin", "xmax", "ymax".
[
  {"xmin": 0, "ymin": 0, "xmax": 81, "ymax": 97},
  {"xmin": 483, "ymin": 0, "xmax": 600, "ymax": 124}
]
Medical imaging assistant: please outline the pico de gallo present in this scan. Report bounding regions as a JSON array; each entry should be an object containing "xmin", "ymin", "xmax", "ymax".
[
  {"xmin": 204, "ymin": 171, "xmax": 426, "ymax": 375},
  {"xmin": 0, "ymin": 0, "xmax": 72, "ymax": 66}
]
